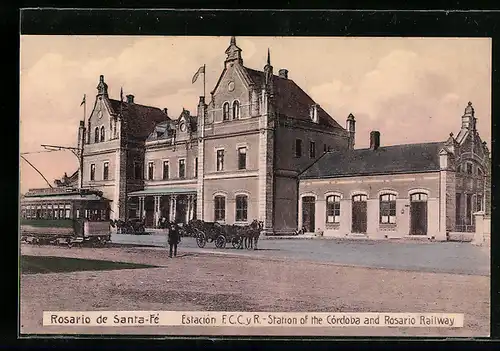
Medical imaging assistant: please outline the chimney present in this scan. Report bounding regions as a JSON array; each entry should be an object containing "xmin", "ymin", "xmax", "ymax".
[
  {"xmin": 126, "ymin": 94, "xmax": 134, "ymax": 104},
  {"xmin": 278, "ymin": 69, "xmax": 289, "ymax": 79},
  {"xmin": 370, "ymin": 131, "xmax": 380, "ymax": 150},
  {"xmin": 163, "ymin": 108, "xmax": 168, "ymax": 116},
  {"xmin": 346, "ymin": 113, "xmax": 355, "ymax": 149}
]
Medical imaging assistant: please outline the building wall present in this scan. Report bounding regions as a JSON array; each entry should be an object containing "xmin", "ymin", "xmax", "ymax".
[
  {"xmin": 275, "ymin": 122, "xmax": 349, "ymax": 172},
  {"xmin": 203, "ymin": 133, "xmax": 260, "ymax": 174},
  {"xmin": 203, "ymin": 176, "xmax": 259, "ymax": 223},
  {"xmin": 299, "ymin": 172, "xmax": 441, "ymax": 239},
  {"xmin": 210, "ymin": 64, "xmax": 254, "ymax": 123},
  {"xmin": 145, "ymin": 142, "xmax": 199, "ymax": 181},
  {"xmin": 273, "ymin": 175, "xmax": 298, "ymax": 233}
]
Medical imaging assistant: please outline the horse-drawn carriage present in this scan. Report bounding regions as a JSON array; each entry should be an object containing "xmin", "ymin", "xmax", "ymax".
[
  {"xmin": 184, "ymin": 219, "xmax": 263, "ymax": 250},
  {"xmin": 110, "ymin": 218, "xmax": 146, "ymax": 235}
]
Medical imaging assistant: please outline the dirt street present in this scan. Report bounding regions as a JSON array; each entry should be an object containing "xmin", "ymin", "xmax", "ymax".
[{"xmin": 20, "ymin": 244, "xmax": 490, "ymax": 337}]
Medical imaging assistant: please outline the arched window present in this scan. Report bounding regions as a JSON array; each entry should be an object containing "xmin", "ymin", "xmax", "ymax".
[
  {"xmin": 326, "ymin": 195, "xmax": 341, "ymax": 223},
  {"xmin": 235, "ymin": 195, "xmax": 248, "ymax": 222},
  {"xmin": 214, "ymin": 195, "xmax": 226, "ymax": 221},
  {"xmin": 223, "ymin": 102, "xmax": 230, "ymax": 121},
  {"xmin": 94, "ymin": 127, "xmax": 99, "ymax": 143},
  {"xmin": 232, "ymin": 100, "xmax": 240, "ymax": 120},
  {"xmin": 380, "ymin": 193, "xmax": 397, "ymax": 224},
  {"xmin": 100, "ymin": 126, "xmax": 105, "ymax": 142}
]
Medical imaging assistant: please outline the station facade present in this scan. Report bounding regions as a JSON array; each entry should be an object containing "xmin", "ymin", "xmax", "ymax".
[
  {"xmin": 62, "ymin": 36, "xmax": 490, "ymax": 238},
  {"xmin": 298, "ymin": 102, "xmax": 491, "ymax": 240},
  {"xmin": 78, "ymin": 37, "xmax": 351, "ymax": 235}
]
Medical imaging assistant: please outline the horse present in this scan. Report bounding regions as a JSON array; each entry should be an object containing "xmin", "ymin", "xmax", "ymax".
[{"xmin": 243, "ymin": 219, "xmax": 264, "ymax": 250}]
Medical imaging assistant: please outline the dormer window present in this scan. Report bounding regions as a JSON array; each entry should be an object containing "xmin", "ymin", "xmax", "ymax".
[
  {"xmin": 223, "ymin": 102, "xmax": 230, "ymax": 121},
  {"xmin": 232, "ymin": 100, "xmax": 240, "ymax": 119}
]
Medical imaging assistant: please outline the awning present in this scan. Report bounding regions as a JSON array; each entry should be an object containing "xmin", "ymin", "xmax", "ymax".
[{"xmin": 128, "ymin": 187, "xmax": 197, "ymax": 197}]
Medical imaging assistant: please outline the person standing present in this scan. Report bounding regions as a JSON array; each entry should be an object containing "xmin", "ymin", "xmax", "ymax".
[{"xmin": 168, "ymin": 222, "xmax": 180, "ymax": 258}]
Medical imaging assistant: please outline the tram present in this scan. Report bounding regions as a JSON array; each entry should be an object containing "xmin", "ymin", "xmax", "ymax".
[{"xmin": 20, "ymin": 187, "xmax": 112, "ymax": 247}]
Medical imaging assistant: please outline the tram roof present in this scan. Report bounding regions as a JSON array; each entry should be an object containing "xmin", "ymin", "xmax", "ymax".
[{"xmin": 21, "ymin": 193, "xmax": 110, "ymax": 203}]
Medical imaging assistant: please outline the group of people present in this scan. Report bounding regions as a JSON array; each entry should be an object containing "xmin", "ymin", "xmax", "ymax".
[{"xmin": 159, "ymin": 217, "xmax": 181, "ymax": 258}]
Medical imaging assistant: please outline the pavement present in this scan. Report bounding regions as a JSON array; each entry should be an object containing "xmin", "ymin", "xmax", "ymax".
[{"xmin": 110, "ymin": 232, "xmax": 490, "ymax": 276}]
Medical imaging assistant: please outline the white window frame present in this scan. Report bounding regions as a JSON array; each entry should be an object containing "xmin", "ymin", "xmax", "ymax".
[
  {"xmin": 162, "ymin": 160, "xmax": 170, "ymax": 180},
  {"xmin": 103, "ymin": 161, "xmax": 109, "ymax": 180},
  {"xmin": 178, "ymin": 158, "xmax": 186, "ymax": 179}
]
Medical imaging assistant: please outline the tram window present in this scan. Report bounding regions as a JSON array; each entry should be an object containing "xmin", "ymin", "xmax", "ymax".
[
  {"xmin": 76, "ymin": 209, "xmax": 80, "ymax": 218},
  {"xmin": 85, "ymin": 210, "xmax": 89, "ymax": 219},
  {"xmin": 65, "ymin": 209, "xmax": 71, "ymax": 219}
]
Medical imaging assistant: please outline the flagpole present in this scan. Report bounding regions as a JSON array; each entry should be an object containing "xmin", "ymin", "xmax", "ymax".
[{"xmin": 203, "ymin": 64, "xmax": 206, "ymax": 98}]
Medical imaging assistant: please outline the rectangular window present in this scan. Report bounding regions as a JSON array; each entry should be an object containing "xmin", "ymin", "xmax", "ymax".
[
  {"xmin": 238, "ymin": 147, "xmax": 247, "ymax": 170},
  {"xmin": 466, "ymin": 194, "xmax": 472, "ymax": 225},
  {"xmin": 216, "ymin": 149, "xmax": 224, "ymax": 171},
  {"xmin": 477, "ymin": 194, "xmax": 483, "ymax": 212},
  {"xmin": 65, "ymin": 209, "xmax": 71, "ymax": 219},
  {"xmin": 380, "ymin": 194, "xmax": 397, "ymax": 224},
  {"xmin": 326, "ymin": 195, "xmax": 341, "ymax": 223},
  {"xmin": 455, "ymin": 193, "xmax": 462, "ymax": 225},
  {"xmin": 90, "ymin": 164, "xmax": 95, "ymax": 181},
  {"xmin": 103, "ymin": 162, "xmax": 109, "ymax": 180},
  {"xmin": 214, "ymin": 196, "xmax": 226, "ymax": 221},
  {"xmin": 178, "ymin": 159, "xmax": 186, "ymax": 178},
  {"xmin": 467, "ymin": 163, "xmax": 473, "ymax": 175},
  {"xmin": 163, "ymin": 161, "xmax": 169, "ymax": 180},
  {"xmin": 309, "ymin": 141, "xmax": 316, "ymax": 158},
  {"xmin": 235, "ymin": 195, "xmax": 248, "ymax": 222},
  {"xmin": 295, "ymin": 139, "xmax": 302, "ymax": 158},
  {"xmin": 134, "ymin": 162, "xmax": 142, "ymax": 180},
  {"xmin": 194, "ymin": 157, "xmax": 198, "ymax": 178},
  {"xmin": 148, "ymin": 161, "xmax": 154, "ymax": 180}
]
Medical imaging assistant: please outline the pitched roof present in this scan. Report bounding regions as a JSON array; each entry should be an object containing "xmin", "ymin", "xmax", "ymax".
[
  {"xmin": 109, "ymin": 99, "xmax": 168, "ymax": 139},
  {"xmin": 244, "ymin": 67, "xmax": 344, "ymax": 130},
  {"xmin": 299, "ymin": 142, "xmax": 445, "ymax": 179}
]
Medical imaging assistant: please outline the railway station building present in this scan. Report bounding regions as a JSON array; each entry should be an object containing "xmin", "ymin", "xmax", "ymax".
[
  {"xmin": 73, "ymin": 36, "xmax": 490, "ymax": 238},
  {"xmin": 78, "ymin": 37, "xmax": 351, "ymax": 235},
  {"xmin": 298, "ymin": 102, "xmax": 491, "ymax": 240}
]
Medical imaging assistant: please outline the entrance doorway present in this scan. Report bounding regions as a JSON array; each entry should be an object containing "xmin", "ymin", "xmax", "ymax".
[
  {"xmin": 175, "ymin": 195, "xmax": 188, "ymax": 224},
  {"xmin": 410, "ymin": 193, "xmax": 428, "ymax": 235},
  {"xmin": 352, "ymin": 194, "xmax": 367, "ymax": 233},
  {"xmin": 301, "ymin": 196, "xmax": 316, "ymax": 233},
  {"xmin": 144, "ymin": 197, "xmax": 155, "ymax": 227}
]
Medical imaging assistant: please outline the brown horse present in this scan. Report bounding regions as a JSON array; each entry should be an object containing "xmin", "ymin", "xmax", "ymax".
[{"xmin": 244, "ymin": 220, "xmax": 264, "ymax": 250}]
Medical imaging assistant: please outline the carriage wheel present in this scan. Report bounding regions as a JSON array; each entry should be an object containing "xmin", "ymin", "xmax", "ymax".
[
  {"xmin": 231, "ymin": 236, "xmax": 241, "ymax": 249},
  {"xmin": 196, "ymin": 232, "xmax": 207, "ymax": 248},
  {"xmin": 215, "ymin": 235, "xmax": 227, "ymax": 249}
]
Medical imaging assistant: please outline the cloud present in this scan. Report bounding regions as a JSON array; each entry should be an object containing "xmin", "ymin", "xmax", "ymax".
[{"xmin": 309, "ymin": 49, "xmax": 490, "ymax": 148}]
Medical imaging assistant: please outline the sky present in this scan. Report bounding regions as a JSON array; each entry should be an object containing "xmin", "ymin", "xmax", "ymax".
[{"xmin": 20, "ymin": 36, "xmax": 491, "ymax": 194}]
